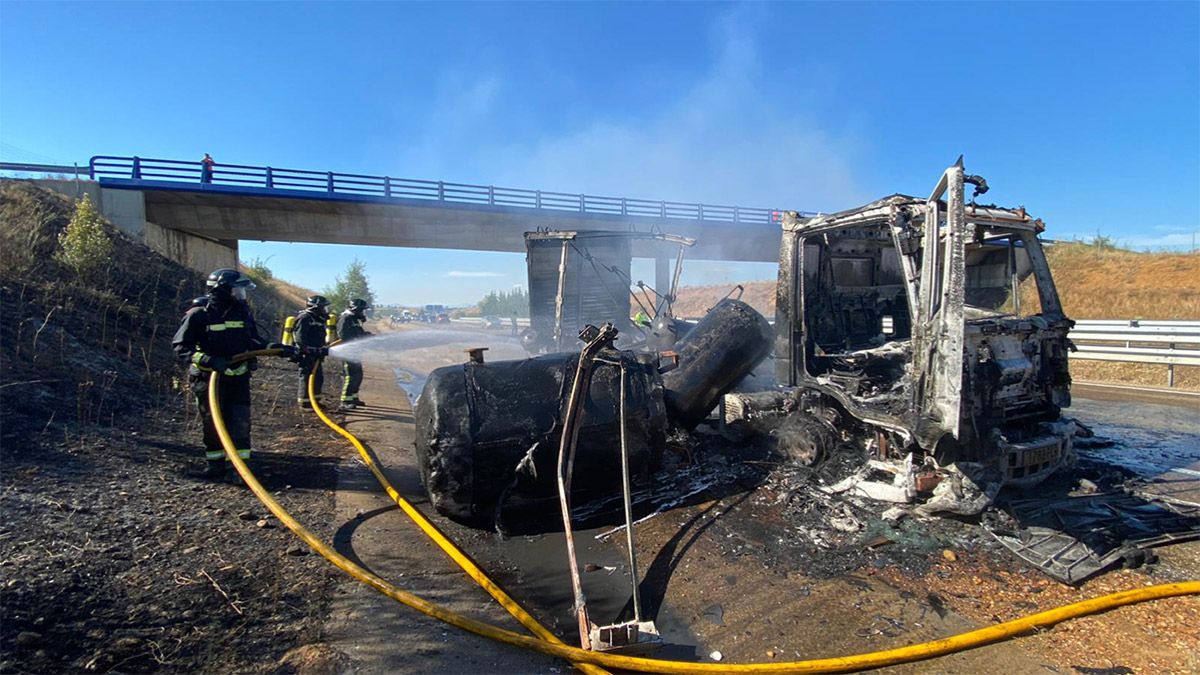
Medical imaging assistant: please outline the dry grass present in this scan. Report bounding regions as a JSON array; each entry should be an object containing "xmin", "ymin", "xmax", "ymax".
[
  {"xmin": 1040, "ymin": 242, "xmax": 1200, "ymax": 320},
  {"xmin": 666, "ymin": 281, "xmax": 776, "ymax": 318},
  {"xmin": 1070, "ymin": 362, "xmax": 1200, "ymax": 391},
  {"xmin": 672, "ymin": 241, "xmax": 1199, "ymax": 390},
  {"xmin": 1046, "ymin": 242, "xmax": 1200, "ymax": 391}
]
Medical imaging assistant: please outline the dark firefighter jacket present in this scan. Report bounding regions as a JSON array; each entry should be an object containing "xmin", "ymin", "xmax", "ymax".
[
  {"xmin": 293, "ymin": 308, "xmax": 328, "ymax": 349},
  {"xmin": 173, "ymin": 297, "xmax": 268, "ymax": 377},
  {"xmin": 336, "ymin": 310, "xmax": 368, "ymax": 342}
]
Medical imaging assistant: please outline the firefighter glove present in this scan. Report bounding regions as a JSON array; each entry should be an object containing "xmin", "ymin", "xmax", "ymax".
[
  {"xmin": 268, "ymin": 343, "xmax": 300, "ymax": 362},
  {"xmin": 197, "ymin": 353, "xmax": 231, "ymax": 373}
]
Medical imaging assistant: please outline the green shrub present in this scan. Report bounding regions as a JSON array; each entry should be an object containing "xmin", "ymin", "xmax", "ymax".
[
  {"xmin": 55, "ymin": 194, "xmax": 112, "ymax": 278},
  {"xmin": 243, "ymin": 256, "xmax": 274, "ymax": 284},
  {"xmin": 323, "ymin": 258, "xmax": 375, "ymax": 312}
]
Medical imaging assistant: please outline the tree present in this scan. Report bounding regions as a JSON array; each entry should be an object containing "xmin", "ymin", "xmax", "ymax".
[
  {"xmin": 55, "ymin": 194, "xmax": 112, "ymax": 279},
  {"xmin": 324, "ymin": 258, "xmax": 375, "ymax": 313},
  {"xmin": 477, "ymin": 287, "xmax": 529, "ymax": 317}
]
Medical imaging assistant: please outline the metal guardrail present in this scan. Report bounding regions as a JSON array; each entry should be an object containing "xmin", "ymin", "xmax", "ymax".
[
  {"xmin": 0, "ymin": 162, "xmax": 89, "ymax": 177},
  {"xmin": 1070, "ymin": 319, "xmax": 1200, "ymax": 387},
  {"xmin": 85, "ymin": 155, "xmax": 793, "ymax": 226}
]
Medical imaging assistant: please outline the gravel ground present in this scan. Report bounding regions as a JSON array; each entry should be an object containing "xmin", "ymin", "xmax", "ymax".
[{"xmin": 1, "ymin": 361, "xmax": 349, "ymax": 673}]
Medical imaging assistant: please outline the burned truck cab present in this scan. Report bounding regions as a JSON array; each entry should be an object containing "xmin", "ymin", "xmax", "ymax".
[{"xmin": 753, "ymin": 160, "xmax": 1075, "ymax": 506}]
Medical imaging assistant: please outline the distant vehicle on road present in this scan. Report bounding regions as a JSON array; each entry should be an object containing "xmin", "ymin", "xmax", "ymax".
[
  {"xmin": 482, "ymin": 315, "xmax": 503, "ymax": 329},
  {"xmin": 421, "ymin": 304, "xmax": 448, "ymax": 323}
]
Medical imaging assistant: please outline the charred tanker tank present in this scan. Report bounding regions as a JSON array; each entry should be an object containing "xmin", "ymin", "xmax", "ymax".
[
  {"xmin": 413, "ymin": 350, "xmax": 667, "ymax": 528},
  {"xmin": 414, "ymin": 299, "xmax": 772, "ymax": 529},
  {"xmin": 663, "ymin": 299, "xmax": 774, "ymax": 429}
]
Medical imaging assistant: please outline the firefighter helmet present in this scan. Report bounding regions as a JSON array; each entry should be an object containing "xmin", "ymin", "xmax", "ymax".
[
  {"xmin": 306, "ymin": 294, "xmax": 331, "ymax": 309},
  {"xmin": 349, "ymin": 298, "xmax": 369, "ymax": 312},
  {"xmin": 206, "ymin": 268, "xmax": 256, "ymax": 291}
]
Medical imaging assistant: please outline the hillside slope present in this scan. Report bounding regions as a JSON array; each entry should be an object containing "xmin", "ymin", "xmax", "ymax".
[
  {"xmin": 0, "ymin": 181, "xmax": 343, "ymax": 673},
  {"xmin": 1041, "ymin": 242, "xmax": 1200, "ymax": 320},
  {"xmin": 0, "ymin": 182, "xmax": 310, "ymax": 442}
]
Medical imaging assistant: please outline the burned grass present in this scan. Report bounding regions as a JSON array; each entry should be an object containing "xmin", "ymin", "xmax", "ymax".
[
  {"xmin": 0, "ymin": 364, "xmax": 346, "ymax": 673},
  {"xmin": 1, "ymin": 181, "xmax": 347, "ymax": 672}
]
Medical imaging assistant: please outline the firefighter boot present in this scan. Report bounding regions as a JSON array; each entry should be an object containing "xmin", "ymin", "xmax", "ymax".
[{"xmin": 204, "ymin": 460, "xmax": 226, "ymax": 481}]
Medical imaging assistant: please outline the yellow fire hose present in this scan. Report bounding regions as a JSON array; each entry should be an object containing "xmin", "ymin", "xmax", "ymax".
[
  {"xmin": 305, "ymin": 358, "xmax": 609, "ymax": 675},
  {"xmin": 209, "ymin": 352, "xmax": 1200, "ymax": 674}
]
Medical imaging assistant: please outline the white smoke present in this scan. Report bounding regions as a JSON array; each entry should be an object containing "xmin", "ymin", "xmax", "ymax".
[{"xmin": 395, "ymin": 7, "xmax": 868, "ymax": 213}]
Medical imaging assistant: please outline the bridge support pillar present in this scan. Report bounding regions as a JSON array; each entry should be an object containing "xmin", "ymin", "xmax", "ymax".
[
  {"xmin": 655, "ymin": 253, "xmax": 671, "ymax": 311},
  {"xmin": 143, "ymin": 222, "xmax": 238, "ymax": 274}
]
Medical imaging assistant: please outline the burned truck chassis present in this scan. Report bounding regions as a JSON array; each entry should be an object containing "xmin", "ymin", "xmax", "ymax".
[{"xmin": 729, "ymin": 161, "xmax": 1078, "ymax": 512}]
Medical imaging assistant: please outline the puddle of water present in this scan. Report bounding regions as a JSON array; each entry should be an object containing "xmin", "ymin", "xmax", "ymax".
[
  {"xmin": 393, "ymin": 367, "xmax": 427, "ymax": 404},
  {"xmin": 1070, "ymin": 397, "xmax": 1200, "ymax": 476},
  {"xmin": 490, "ymin": 524, "xmax": 704, "ymax": 657}
]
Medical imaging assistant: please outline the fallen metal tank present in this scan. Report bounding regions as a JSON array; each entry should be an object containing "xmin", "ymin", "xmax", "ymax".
[
  {"xmin": 662, "ymin": 299, "xmax": 774, "ymax": 429},
  {"xmin": 413, "ymin": 350, "xmax": 667, "ymax": 527}
]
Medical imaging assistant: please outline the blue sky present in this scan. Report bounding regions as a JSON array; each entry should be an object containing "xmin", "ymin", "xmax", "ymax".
[{"xmin": 2, "ymin": 1, "xmax": 1197, "ymax": 305}]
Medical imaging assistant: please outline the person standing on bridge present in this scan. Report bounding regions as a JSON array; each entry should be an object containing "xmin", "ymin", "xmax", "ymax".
[
  {"xmin": 200, "ymin": 153, "xmax": 215, "ymax": 183},
  {"xmin": 173, "ymin": 268, "xmax": 294, "ymax": 480},
  {"xmin": 293, "ymin": 294, "xmax": 331, "ymax": 409},
  {"xmin": 336, "ymin": 298, "xmax": 372, "ymax": 411}
]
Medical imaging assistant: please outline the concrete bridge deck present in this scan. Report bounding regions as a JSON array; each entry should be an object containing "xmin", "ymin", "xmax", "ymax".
[
  {"xmin": 10, "ymin": 155, "xmax": 803, "ymax": 273},
  {"xmin": 113, "ymin": 177, "xmax": 782, "ymax": 262}
]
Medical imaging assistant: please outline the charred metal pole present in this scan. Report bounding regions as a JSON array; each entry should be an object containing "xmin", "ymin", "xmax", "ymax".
[
  {"xmin": 654, "ymin": 253, "xmax": 670, "ymax": 314},
  {"xmin": 618, "ymin": 361, "xmax": 643, "ymax": 622},
  {"xmin": 629, "ymin": 283, "xmax": 655, "ymax": 320},
  {"xmin": 639, "ymin": 283, "xmax": 657, "ymax": 321},
  {"xmin": 1009, "ymin": 236, "xmax": 1021, "ymax": 316},
  {"xmin": 553, "ymin": 240, "xmax": 569, "ymax": 348},
  {"xmin": 556, "ymin": 323, "xmax": 618, "ymax": 649},
  {"xmin": 666, "ymin": 246, "xmax": 686, "ymax": 315}
]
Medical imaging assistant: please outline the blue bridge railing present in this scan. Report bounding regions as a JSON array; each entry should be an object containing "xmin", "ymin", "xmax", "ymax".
[{"xmin": 89, "ymin": 155, "xmax": 789, "ymax": 225}]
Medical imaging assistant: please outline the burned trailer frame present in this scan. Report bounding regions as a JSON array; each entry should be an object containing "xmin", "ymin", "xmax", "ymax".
[
  {"xmin": 522, "ymin": 230, "xmax": 695, "ymax": 354},
  {"xmin": 751, "ymin": 159, "xmax": 1076, "ymax": 505}
]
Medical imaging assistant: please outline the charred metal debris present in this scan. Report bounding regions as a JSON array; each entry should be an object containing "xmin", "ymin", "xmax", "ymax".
[{"xmin": 413, "ymin": 159, "xmax": 1199, "ymax": 584}]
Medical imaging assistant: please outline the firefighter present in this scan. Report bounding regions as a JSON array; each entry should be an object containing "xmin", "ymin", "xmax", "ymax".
[
  {"xmin": 336, "ymin": 298, "xmax": 372, "ymax": 410},
  {"xmin": 173, "ymin": 268, "xmax": 293, "ymax": 480},
  {"xmin": 293, "ymin": 294, "xmax": 331, "ymax": 408}
]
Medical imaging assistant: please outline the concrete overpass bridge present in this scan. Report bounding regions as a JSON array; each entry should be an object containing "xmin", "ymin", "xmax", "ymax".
[{"xmin": 13, "ymin": 155, "xmax": 802, "ymax": 278}]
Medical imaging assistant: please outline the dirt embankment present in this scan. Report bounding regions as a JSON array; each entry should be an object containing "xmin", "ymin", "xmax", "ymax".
[
  {"xmin": 1, "ymin": 181, "xmax": 348, "ymax": 673},
  {"xmin": 668, "ymin": 281, "xmax": 775, "ymax": 318},
  {"xmin": 1038, "ymin": 242, "xmax": 1200, "ymax": 390}
]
